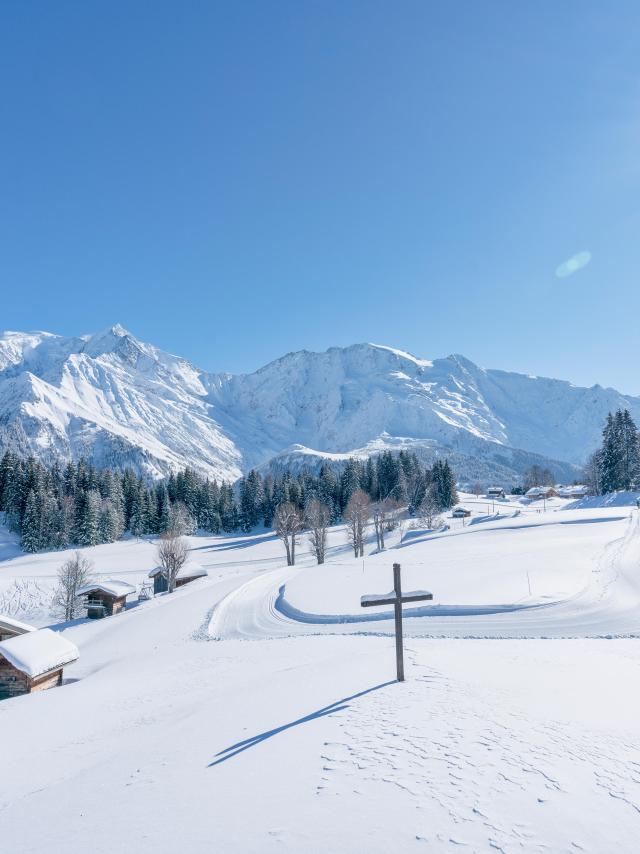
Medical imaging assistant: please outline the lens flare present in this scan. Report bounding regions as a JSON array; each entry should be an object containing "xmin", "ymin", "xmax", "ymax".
[{"xmin": 555, "ymin": 250, "xmax": 591, "ymax": 278}]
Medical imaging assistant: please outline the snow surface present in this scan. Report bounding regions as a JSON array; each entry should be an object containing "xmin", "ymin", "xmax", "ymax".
[
  {"xmin": 2, "ymin": 326, "xmax": 636, "ymax": 480},
  {"xmin": 2, "ymin": 497, "xmax": 640, "ymax": 851},
  {"xmin": 0, "ymin": 627, "xmax": 78, "ymax": 677}
]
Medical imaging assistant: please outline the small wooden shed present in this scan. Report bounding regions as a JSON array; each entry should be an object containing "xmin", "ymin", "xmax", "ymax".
[
  {"xmin": 148, "ymin": 561, "xmax": 208, "ymax": 595},
  {"xmin": 0, "ymin": 614, "xmax": 37, "ymax": 642},
  {"xmin": 76, "ymin": 580, "xmax": 136, "ymax": 619},
  {"xmin": 0, "ymin": 628, "xmax": 79, "ymax": 700}
]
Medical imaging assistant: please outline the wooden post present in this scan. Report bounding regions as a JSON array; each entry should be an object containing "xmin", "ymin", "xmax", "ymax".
[{"xmin": 393, "ymin": 563, "xmax": 404, "ymax": 682}]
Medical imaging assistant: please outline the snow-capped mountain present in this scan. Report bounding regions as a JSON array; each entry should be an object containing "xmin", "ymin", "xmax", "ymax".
[{"xmin": 0, "ymin": 326, "xmax": 637, "ymax": 484}]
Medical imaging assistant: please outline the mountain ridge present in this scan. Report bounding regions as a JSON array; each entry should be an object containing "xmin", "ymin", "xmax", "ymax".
[{"xmin": 0, "ymin": 325, "xmax": 637, "ymax": 484}]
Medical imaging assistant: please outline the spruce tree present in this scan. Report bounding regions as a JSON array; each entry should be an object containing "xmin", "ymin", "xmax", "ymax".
[{"xmin": 21, "ymin": 489, "xmax": 41, "ymax": 553}]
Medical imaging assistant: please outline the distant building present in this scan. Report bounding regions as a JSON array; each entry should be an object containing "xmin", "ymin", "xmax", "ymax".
[
  {"xmin": 525, "ymin": 486, "xmax": 557, "ymax": 500},
  {"xmin": 0, "ymin": 628, "xmax": 78, "ymax": 700},
  {"xmin": 452, "ymin": 506, "xmax": 472, "ymax": 518},
  {"xmin": 148, "ymin": 561, "xmax": 208, "ymax": 595},
  {"xmin": 76, "ymin": 580, "xmax": 136, "ymax": 619},
  {"xmin": 556, "ymin": 485, "xmax": 589, "ymax": 499},
  {"xmin": 0, "ymin": 615, "xmax": 36, "ymax": 642},
  {"xmin": 486, "ymin": 487, "xmax": 506, "ymax": 499}
]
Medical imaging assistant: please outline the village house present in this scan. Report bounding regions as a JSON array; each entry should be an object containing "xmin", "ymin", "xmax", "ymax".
[
  {"xmin": 486, "ymin": 487, "xmax": 506, "ymax": 499},
  {"xmin": 0, "ymin": 614, "xmax": 36, "ymax": 642},
  {"xmin": 525, "ymin": 486, "xmax": 557, "ymax": 500},
  {"xmin": 148, "ymin": 561, "xmax": 208, "ymax": 595},
  {"xmin": 452, "ymin": 506, "xmax": 472, "ymax": 518},
  {"xmin": 76, "ymin": 579, "xmax": 136, "ymax": 619},
  {"xmin": 0, "ymin": 628, "xmax": 79, "ymax": 700},
  {"xmin": 556, "ymin": 484, "xmax": 589, "ymax": 499}
]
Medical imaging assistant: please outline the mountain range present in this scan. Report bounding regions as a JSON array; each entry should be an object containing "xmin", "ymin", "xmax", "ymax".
[{"xmin": 1, "ymin": 325, "xmax": 637, "ymax": 485}]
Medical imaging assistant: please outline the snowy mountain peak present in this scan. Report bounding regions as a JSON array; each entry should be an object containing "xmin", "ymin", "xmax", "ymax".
[
  {"xmin": 0, "ymin": 327, "xmax": 638, "ymax": 483},
  {"xmin": 82, "ymin": 324, "xmax": 146, "ymax": 359}
]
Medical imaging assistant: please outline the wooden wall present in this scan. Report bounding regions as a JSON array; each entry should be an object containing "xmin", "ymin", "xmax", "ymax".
[
  {"xmin": 0, "ymin": 655, "xmax": 63, "ymax": 699},
  {"xmin": 30, "ymin": 669, "xmax": 63, "ymax": 693},
  {"xmin": 0, "ymin": 656, "xmax": 30, "ymax": 698}
]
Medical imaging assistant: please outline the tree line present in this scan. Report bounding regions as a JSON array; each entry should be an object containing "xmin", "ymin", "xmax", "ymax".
[
  {"xmin": 0, "ymin": 449, "xmax": 458, "ymax": 554},
  {"xmin": 272, "ymin": 454, "xmax": 458, "ymax": 565}
]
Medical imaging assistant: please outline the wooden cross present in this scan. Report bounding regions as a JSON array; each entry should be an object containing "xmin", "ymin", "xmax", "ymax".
[{"xmin": 361, "ymin": 563, "xmax": 433, "ymax": 682}]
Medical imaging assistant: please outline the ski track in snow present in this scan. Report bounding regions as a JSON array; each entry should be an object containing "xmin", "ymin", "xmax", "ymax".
[{"xmin": 209, "ymin": 512, "xmax": 640, "ymax": 640}]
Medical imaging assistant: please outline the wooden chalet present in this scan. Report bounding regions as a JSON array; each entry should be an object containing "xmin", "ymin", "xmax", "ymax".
[
  {"xmin": 148, "ymin": 561, "xmax": 208, "ymax": 595},
  {"xmin": 76, "ymin": 580, "xmax": 136, "ymax": 619},
  {"xmin": 556, "ymin": 484, "xmax": 589, "ymax": 499},
  {"xmin": 525, "ymin": 486, "xmax": 557, "ymax": 500},
  {"xmin": 0, "ymin": 614, "xmax": 36, "ymax": 642},
  {"xmin": 486, "ymin": 487, "xmax": 506, "ymax": 499},
  {"xmin": 452, "ymin": 506, "xmax": 472, "ymax": 518},
  {"xmin": 0, "ymin": 628, "xmax": 79, "ymax": 700}
]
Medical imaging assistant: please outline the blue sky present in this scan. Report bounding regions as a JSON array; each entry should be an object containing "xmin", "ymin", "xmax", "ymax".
[{"xmin": 1, "ymin": 2, "xmax": 639, "ymax": 392}]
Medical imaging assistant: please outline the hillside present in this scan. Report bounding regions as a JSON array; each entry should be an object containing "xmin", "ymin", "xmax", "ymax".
[
  {"xmin": 1, "ymin": 498, "xmax": 640, "ymax": 852},
  {"xmin": 1, "ymin": 326, "xmax": 637, "ymax": 483}
]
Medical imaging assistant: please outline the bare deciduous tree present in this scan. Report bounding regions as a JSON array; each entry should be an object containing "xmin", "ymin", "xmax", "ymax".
[
  {"xmin": 383, "ymin": 498, "xmax": 402, "ymax": 533},
  {"xmin": 305, "ymin": 499, "xmax": 331, "ymax": 564},
  {"xmin": 344, "ymin": 490, "xmax": 370, "ymax": 557},
  {"xmin": 156, "ymin": 534, "xmax": 189, "ymax": 592},
  {"xmin": 51, "ymin": 551, "xmax": 94, "ymax": 620},
  {"xmin": 274, "ymin": 502, "xmax": 304, "ymax": 566},
  {"xmin": 371, "ymin": 498, "xmax": 397, "ymax": 550},
  {"xmin": 169, "ymin": 501, "xmax": 197, "ymax": 536},
  {"xmin": 584, "ymin": 451, "xmax": 601, "ymax": 496},
  {"xmin": 418, "ymin": 485, "xmax": 441, "ymax": 529}
]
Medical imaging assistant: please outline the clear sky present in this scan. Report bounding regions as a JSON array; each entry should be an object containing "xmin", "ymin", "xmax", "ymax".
[{"xmin": 1, "ymin": 2, "xmax": 639, "ymax": 392}]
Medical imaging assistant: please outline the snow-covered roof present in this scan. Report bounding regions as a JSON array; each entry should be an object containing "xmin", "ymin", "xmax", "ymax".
[
  {"xmin": 556, "ymin": 485, "xmax": 589, "ymax": 497},
  {"xmin": 148, "ymin": 562, "xmax": 207, "ymax": 580},
  {"xmin": 76, "ymin": 579, "xmax": 136, "ymax": 598},
  {"xmin": 0, "ymin": 628, "xmax": 79, "ymax": 678},
  {"xmin": 526, "ymin": 486, "xmax": 554, "ymax": 497},
  {"xmin": 0, "ymin": 614, "xmax": 37, "ymax": 635}
]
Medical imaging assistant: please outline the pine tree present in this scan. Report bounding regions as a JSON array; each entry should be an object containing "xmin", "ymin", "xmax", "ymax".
[
  {"xmin": 157, "ymin": 486, "xmax": 172, "ymax": 533},
  {"xmin": 432, "ymin": 459, "xmax": 458, "ymax": 509},
  {"xmin": 21, "ymin": 489, "xmax": 42, "ymax": 553},
  {"xmin": 340, "ymin": 458, "xmax": 362, "ymax": 508},
  {"xmin": 77, "ymin": 489, "xmax": 101, "ymax": 546}
]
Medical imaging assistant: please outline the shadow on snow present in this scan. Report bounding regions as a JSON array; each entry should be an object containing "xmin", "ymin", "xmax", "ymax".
[{"xmin": 209, "ymin": 680, "xmax": 395, "ymax": 766}]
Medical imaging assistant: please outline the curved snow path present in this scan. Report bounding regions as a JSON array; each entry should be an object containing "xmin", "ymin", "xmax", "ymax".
[{"xmin": 209, "ymin": 513, "xmax": 640, "ymax": 640}]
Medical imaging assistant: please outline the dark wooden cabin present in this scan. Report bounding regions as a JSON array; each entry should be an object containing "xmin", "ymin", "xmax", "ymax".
[
  {"xmin": 0, "ymin": 628, "xmax": 79, "ymax": 700},
  {"xmin": 76, "ymin": 580, "xmax": 136, "ymax": 619},
  {"xmin": 148, "ymin": 562, "xmax": 208, "ymax": 595}
]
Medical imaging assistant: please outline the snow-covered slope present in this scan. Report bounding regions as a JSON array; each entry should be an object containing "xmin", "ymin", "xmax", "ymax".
[
  {"xmin": 0, "ymin": 326, "xmax": 242, "ymax": 480},
  {"xmin": 2, "ymin": 504, "xmax": 640, "ymax": 852},
  {"xmin": 0, "ymin": 327, "xmax": 637, "ymax": 481}
]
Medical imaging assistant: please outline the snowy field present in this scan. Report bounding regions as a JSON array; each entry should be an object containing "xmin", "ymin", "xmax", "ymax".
[{"xmin": 2, "ymin": 494, "xmax": 640, "ymax": 852}]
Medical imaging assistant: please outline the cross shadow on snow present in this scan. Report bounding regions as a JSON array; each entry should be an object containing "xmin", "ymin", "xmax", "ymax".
[{"xmin": 209, "ymin": 680, "xmax": 395, "ymax": 767}]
